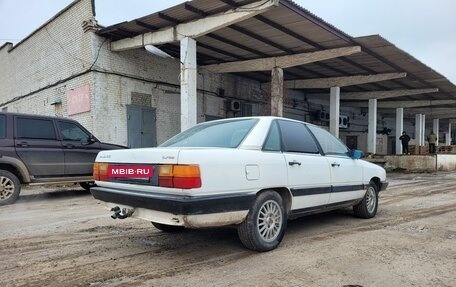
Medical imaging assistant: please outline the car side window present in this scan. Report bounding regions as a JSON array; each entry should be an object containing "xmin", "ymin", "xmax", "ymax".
[
  {"xmin": 307, "ymin": 125, "xmax": 349, "ymax": 156},
  {"xmin": 58, "ymin": 121, "xmax": 90, "ymax": 141},
  {"xmin": 16, "ymin": 118, "xmax": 56, "ymax": 140},
  {"xmin": 263, "ymin": 120, "xmax": 281, "ymax": 152},
  {"xmin": 278, "ymin": 120, "xmax": 319, "ymax": 154},
  {"xmin": 0, "ymin": 115, "xmax": 6, "ymax": 139}
]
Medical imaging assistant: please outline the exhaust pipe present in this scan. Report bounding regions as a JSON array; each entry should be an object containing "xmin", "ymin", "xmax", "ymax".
[{"xmin": 110, "ymin": 206, "xmax": 134, "ymax": 219}]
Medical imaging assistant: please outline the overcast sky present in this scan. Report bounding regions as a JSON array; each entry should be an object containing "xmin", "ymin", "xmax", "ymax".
[{"xmin": 1, "ymin": 0, "xmax": 455, "ymax": 83}]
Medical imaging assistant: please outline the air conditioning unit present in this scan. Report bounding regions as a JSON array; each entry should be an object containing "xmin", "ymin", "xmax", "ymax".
[
  {"xmin": 339, "ymin": 115, "xmax": 349, "ymax": 129},
  {"xmin": 229, "ymin": 100, "xmax": 241, "ymax": 112},
  {"xmin": 319, "ymin": 111, "xmax": 329, "ymax": 121}
]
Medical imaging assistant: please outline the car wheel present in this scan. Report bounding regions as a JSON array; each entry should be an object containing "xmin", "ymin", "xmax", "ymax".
[
  {"xmin": 0, "ymin": 170, "xmax": 21, "ymax": 206},
  {"xmin": 151, "ymin": 222, "xmax": 184, "ymax": 232},
  {"xmin": 353, "ymin": 181, "xmax": 378, "ymax": 219},
  {"xmin": 79, "ymin": 182, "xmax": 96, "ymax": 190},
  {"xmin": 237, "ymin": 190, "xmax": 287, "ymax": 252}
]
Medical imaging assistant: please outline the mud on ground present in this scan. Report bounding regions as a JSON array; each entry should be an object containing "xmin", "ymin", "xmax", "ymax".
[{"xmin": 0, "ymin": 173, "xmax": 455, "ymax": 287}]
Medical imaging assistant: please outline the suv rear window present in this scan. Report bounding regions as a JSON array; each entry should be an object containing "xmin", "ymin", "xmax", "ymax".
[
  {"xmin": 16, "ymin": 118, "xmax": 57, "ymax": 140},
  {"xmin": 0, "ymin": 115, "xmax": 5, "ymax": 139}
]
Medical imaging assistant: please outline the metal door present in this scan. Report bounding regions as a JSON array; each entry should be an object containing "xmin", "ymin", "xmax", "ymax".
[{"xmin": 127, "ymin": 105, "xmax": 156, "ymax": 148}]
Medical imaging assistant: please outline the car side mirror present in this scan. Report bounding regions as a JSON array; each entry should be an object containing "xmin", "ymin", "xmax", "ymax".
[
  {"xmin": 81, "ymin": 135, "xmax": 96, "ymax": 145},
  {"xmin": 349, "ymin": 149, "xmax": 363, "ymax": 159}
]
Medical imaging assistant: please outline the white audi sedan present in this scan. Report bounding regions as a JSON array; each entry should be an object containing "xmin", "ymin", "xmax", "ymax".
[{"xmin": 91, "ymin": 117, "xmax": 388, "ymax": 251}]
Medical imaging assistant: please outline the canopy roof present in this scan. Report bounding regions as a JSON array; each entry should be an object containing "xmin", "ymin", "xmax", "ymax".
[{"xmin": 97, "ymin": 0, "xmax": 456, "ymax": 111}]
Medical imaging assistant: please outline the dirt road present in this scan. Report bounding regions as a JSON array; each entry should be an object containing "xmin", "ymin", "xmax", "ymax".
[{"xmin": 1, "ymin": 172, "xmax": 455, "ymax": 287}]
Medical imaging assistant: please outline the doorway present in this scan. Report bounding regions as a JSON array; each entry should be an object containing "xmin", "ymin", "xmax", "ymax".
[{"xmin": 127, "ymin": 105, "xmax": 156, "ymax": 148}]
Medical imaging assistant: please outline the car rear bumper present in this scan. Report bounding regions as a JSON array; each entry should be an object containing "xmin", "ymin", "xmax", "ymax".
[{"xmin": 91, "ymin": 186, "xmax": 255, "ymax": 219}]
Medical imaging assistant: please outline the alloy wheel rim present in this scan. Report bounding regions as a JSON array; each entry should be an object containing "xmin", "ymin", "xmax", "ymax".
[
  {"xmin": 366, "ymin": 186, "xmax": 376, "ymax": 214},
  {"xmin": 257, "ymin": 200, "xmax": 282, "ymax": 242},
  {"xmin": 0, "ymin": 176, "xmax": 15, "ymax": 201}
]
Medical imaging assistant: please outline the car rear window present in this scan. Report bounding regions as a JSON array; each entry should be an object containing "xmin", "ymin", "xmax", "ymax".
[
  {"xmin": 277, "ymin": 120, "xmax": 319, "ymax": 154},
  {"xmin": 160, "ymin": 118, "xmax": 258, "ymax": 148}
]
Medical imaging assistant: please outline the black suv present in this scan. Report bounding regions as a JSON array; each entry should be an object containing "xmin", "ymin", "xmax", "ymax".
[{"xmin": 0, "ymin": 112, "xmax": 125, "ymax": 205}]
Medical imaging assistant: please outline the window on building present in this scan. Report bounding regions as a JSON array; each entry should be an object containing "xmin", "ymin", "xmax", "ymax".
[{"xmin": 16, "ymin": 118, "xmax": 56, "ymax": 140}]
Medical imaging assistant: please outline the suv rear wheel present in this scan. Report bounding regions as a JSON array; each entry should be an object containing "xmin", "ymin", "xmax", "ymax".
[{"xmin": 0, "ymin": 170, "xmax": 21, "ymax": 206}]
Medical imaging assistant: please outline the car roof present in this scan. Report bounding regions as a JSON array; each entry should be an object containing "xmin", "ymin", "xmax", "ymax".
[
  {"xmin": 205, "ymin": 116, "xmax": 318, "ymax": 127},
  {"xmin": 0, "ymin": 112, "xmax": 78, "ymax": 122}
]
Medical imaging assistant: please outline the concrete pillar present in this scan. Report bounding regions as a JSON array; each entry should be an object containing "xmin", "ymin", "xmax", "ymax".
[
  {"xmin": 270, "ymin": 67, "xmax": 283, "ymax": 117},
  {"xmin": 367, "ymin": 98, "xmax": 377, "ymax": 154},
  {"xmin": 329, "ymin": 86, "xmax": 340, "ymax": 138},
  {"xmin": 433, "ymin": 118, "xmax": 439, "ymax": 146},
  {"xmin": 415, "ymin": 114, "xmax": 421, "ymax": 146},
  {"xmin": 395, "ymin": 108, "xmax": 404, "ymax": 155},
  {"xmin": 446, "ymin": 123, "xmax": 452, "ymax": 145},
  {"xmin": 421, "ymin": 114, "xmax": 426, "ymax": 145},
  {"xmin": 180, "ymin": 37, "xmax": 197, "ymax": 132}
]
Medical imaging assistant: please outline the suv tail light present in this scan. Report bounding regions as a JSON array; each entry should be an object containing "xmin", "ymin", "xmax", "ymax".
[{"xmin": 93, "ymin": 162, "xmax": 201, "ymax": 189}]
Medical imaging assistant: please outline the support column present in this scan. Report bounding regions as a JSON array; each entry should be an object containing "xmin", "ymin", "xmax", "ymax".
[
  {"xmin": 367, "ymin": 99, "xmax": 377, "ymax": 154},
  {"xmin": 421, "ymin": 114, "xmax": 426, "ymax": 145},
  {"xmin": 446, "ymin": 123, "xmax": 452, "ymax": 145},
  {"xmin": 415, "ymin": 114, "xmax": 422, "ymax": 146},
  {"xmin": 395, "ymin": 108, "xmax": 404, "ymax": 155},
  {"xmin": 270, "ymin": 67, "xmax": 283, "ymax": 117},
  {"xmin": 433, "ymin": 118, "xmax": 439, "ymax": 146},
  {"xmin": 180, "ymin": 37, "xmax": 197, "ymax": 132},
  {"xmin": 329, "ymin": 86, "xmax": 340, "ymax": 138}
]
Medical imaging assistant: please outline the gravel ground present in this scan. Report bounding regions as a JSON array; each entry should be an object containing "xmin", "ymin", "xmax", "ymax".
[{"xmin": 0, "ymin": 172, "xmax": 455, "ymax": 287}]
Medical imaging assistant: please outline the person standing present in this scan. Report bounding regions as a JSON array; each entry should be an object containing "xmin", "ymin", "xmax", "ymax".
[
  {"xmin": 399, "ymin": 131, "xmax": 411, "ymax": 155},
  {"xmin": 428, "ymin": 131, "xmax": 437, "ymax": 154}
]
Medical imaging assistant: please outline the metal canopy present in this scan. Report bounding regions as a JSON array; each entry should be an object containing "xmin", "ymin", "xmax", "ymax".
[{"xmin": 97, "ymin": 0, "xmax": 456, "ymax": 111}]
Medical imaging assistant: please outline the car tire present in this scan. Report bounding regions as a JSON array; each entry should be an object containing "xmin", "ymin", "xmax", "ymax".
[
  {"xmin": 237, "ymin": 190, "xmax": 287, "ymax": 252},
  {"xmin": 353, "ymin": 181, "xmax": 378, "ymax": 219},
  {"xmin": 0, "ymin": 170, "xmax": 21, "ymax": 206},
  {"xmin": 151, "ymin": 222, "xmax": 184, "ymax": 232},
  {"xmin": 79, "ymin": 182, "xmax": 96, "ymax": 191}
]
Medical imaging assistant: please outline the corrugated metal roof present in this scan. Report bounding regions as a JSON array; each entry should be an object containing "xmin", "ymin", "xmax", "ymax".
[{"xmin": 97, "ymin": 0, "xmax": 456, "ymax": 112}]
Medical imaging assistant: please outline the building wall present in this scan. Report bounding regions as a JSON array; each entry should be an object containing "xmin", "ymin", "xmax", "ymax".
[
  {"xmin": 0, "ymin": 0, "xmax": 96, "ymax": 131},
  {"xmin": 90, "ymin": 44, "xmax": 268, "ymax": 145}
]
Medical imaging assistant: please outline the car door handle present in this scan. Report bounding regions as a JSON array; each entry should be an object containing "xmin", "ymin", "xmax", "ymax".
[
  {"xmin": 63, "ymin": 143, "xmax": 74, "ymax": 149},
  {"xmin": 331, "ymin": 162, "xmax": 340, "ymax": 167},
  {"xmin": 288, "ymin": 160, "xmax": 301, "ymax": 166},
  {"xmin": 17, "ymin": 141, "xmax": 29, "ymax": 147}
]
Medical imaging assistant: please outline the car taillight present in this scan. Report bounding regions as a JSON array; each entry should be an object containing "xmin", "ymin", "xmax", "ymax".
[
  {"xmin": 94, "ymin": 162, "xmax": 201, "ymax": 189},
  {"xmin": 158, "ymin": 164, "xmax": 201, "ymax": 189},
  {"xmin": 93, "ymin": 162, "xmax": 109, "ymax": 181}
]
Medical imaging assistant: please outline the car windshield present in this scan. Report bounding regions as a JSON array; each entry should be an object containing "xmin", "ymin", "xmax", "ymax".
[{"xmin": 160, "ymin": 118, "xmax": 258, "ymax": 148}]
